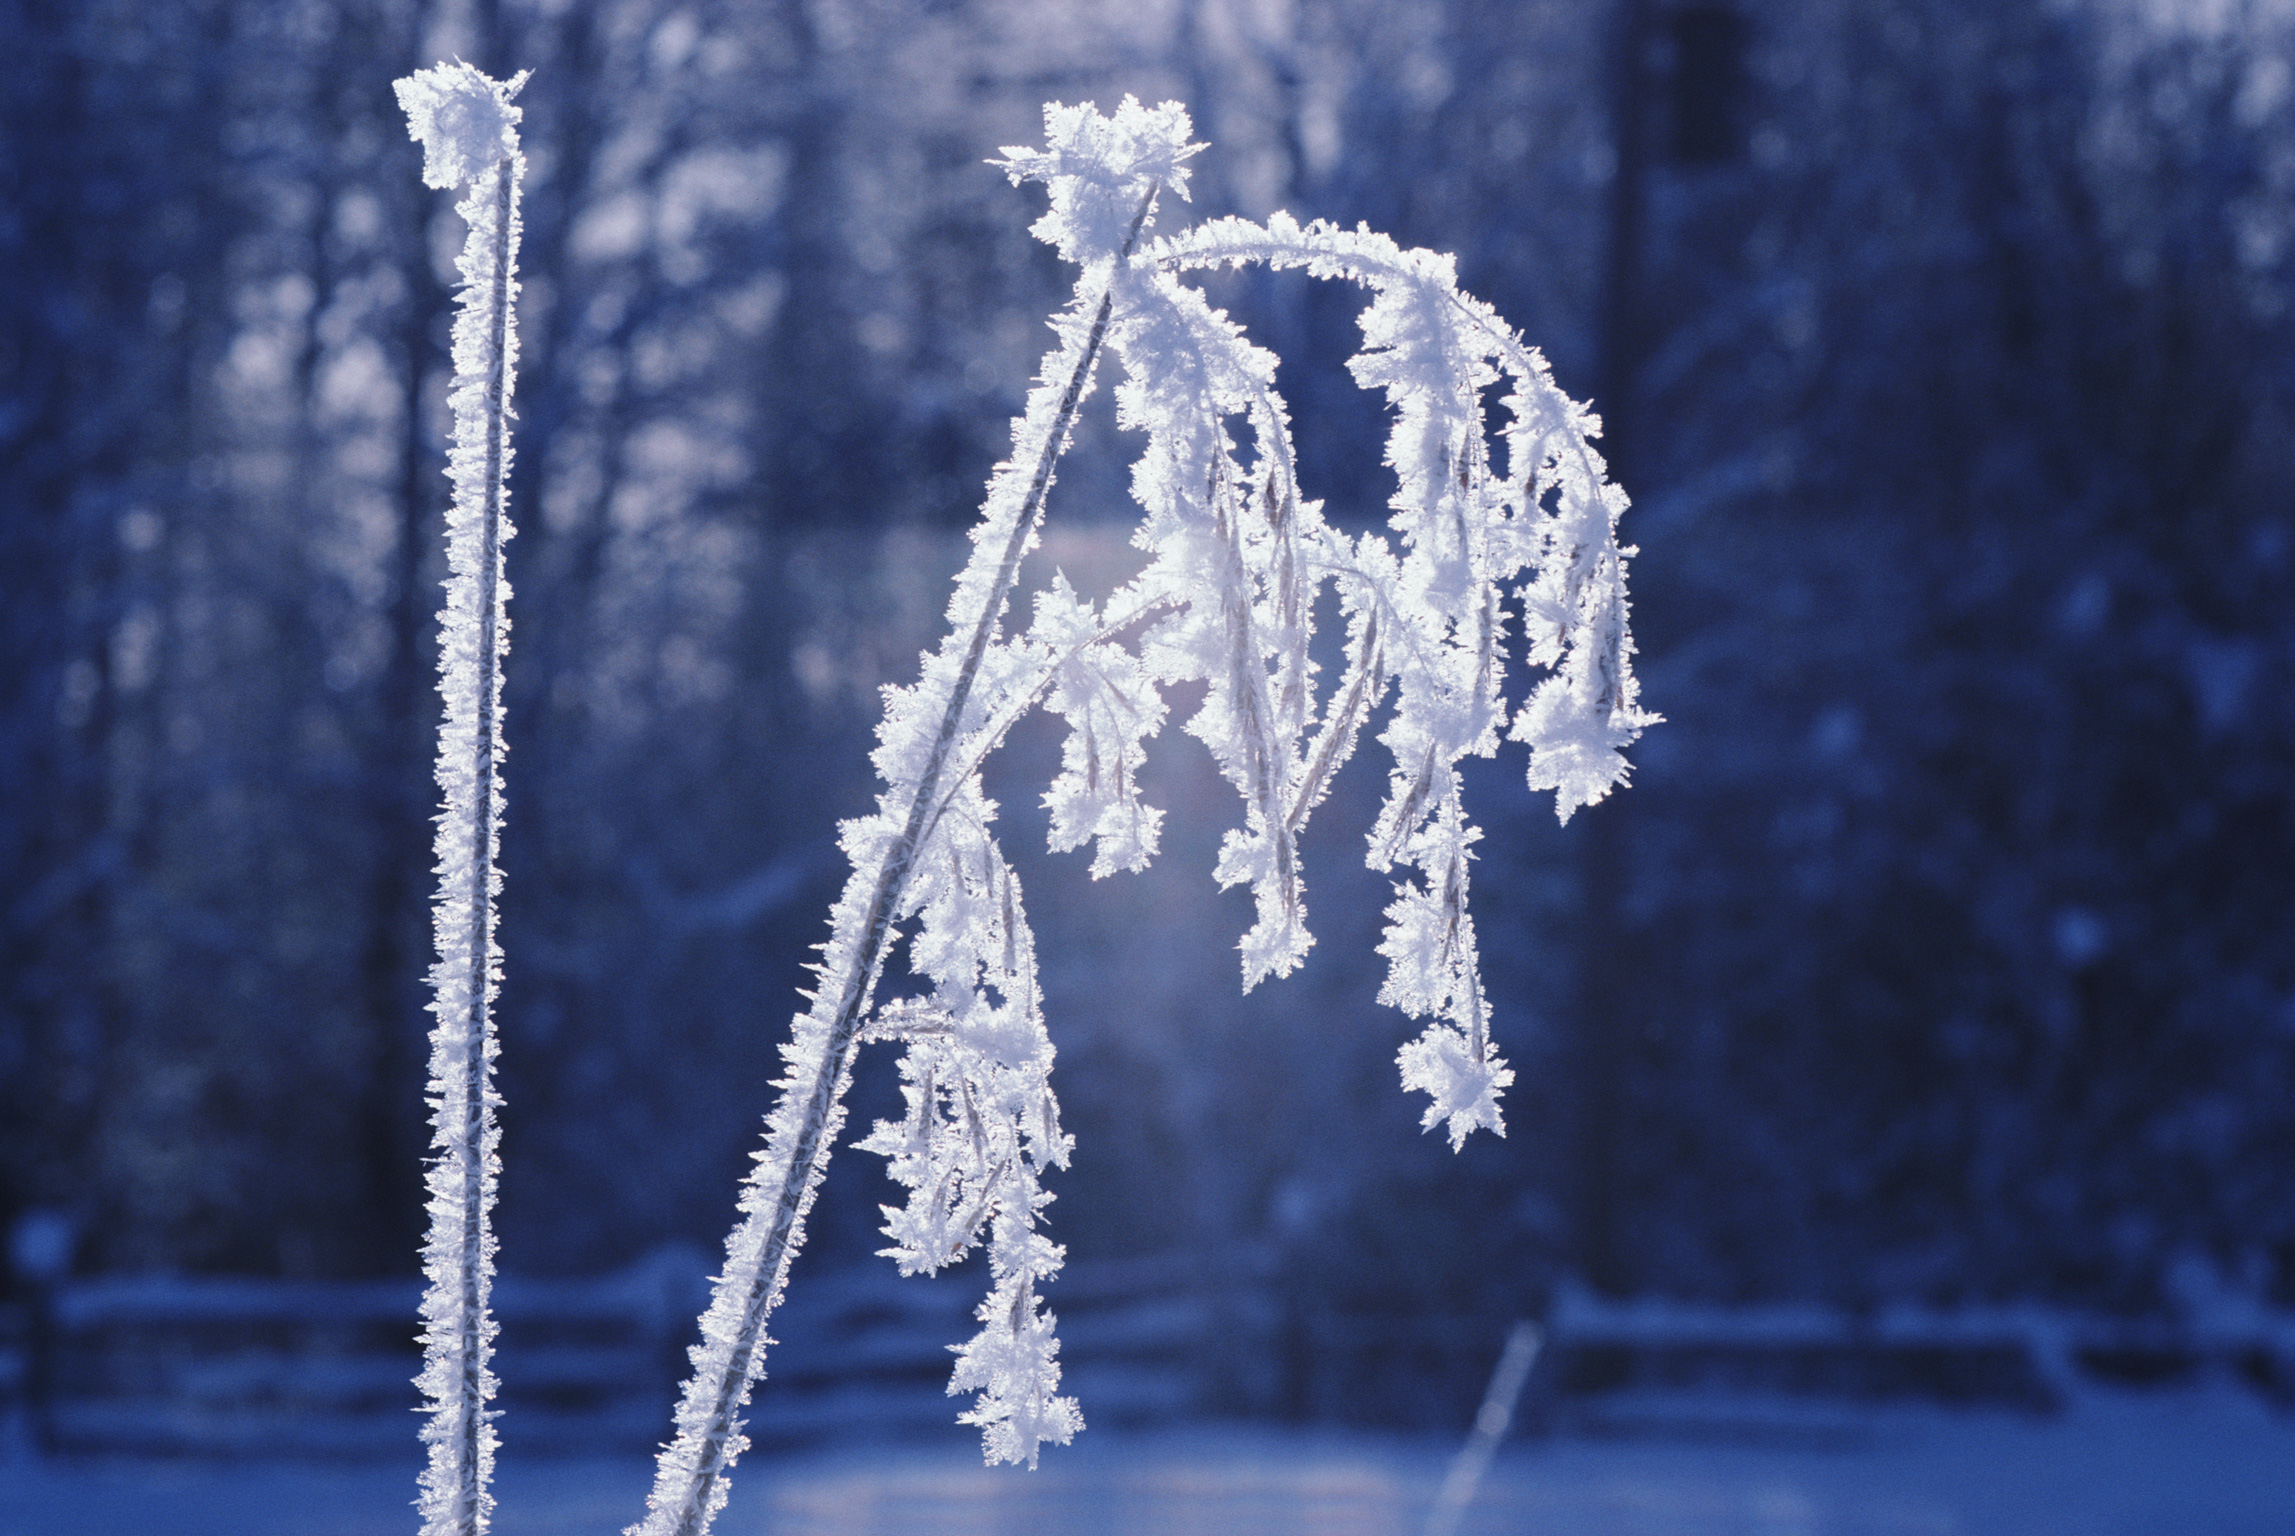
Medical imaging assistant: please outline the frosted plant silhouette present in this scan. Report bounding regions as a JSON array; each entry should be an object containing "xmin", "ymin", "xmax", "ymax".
[
  {"xmin": 394, "ymin": 61, "xmax": 529, "ymax": 1536},
  {"xmin": 633, "ymin": 96, "xmax": 1650, "ymax": 1536},
  {"xmin": 397, "ymin": 75, "xmax": 1649, "ymax": 1536}
]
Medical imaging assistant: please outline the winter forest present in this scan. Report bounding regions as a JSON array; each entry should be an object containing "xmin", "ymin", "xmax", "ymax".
[{"xmin": 6, "ymin": 0, "xmax": 2295, "ymax": 1497}]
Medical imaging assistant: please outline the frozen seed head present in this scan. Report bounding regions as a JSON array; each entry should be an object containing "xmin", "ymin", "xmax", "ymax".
[
  {"xmin": 395, "ymin": 62, "xmax": 528, "ymax": 190},
  {"xmin": 993, "ymin": 96, "xmax": 1202, "ymax": 263}
]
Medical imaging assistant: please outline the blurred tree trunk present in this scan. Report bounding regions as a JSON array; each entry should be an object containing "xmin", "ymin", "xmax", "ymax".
[{"xmin": 1576, "ymin": 0, "xmax": 1653, "ymax": 1299}]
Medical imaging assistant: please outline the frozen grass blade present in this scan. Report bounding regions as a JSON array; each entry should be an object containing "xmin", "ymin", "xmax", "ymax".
[
  {"xmin": 1423, "ymin": 1321, "xmax": 1543, "ymax": 1536},
  {"xmin": 395, "ymin": 60, "xmax": 529, "ymax": 1536}
]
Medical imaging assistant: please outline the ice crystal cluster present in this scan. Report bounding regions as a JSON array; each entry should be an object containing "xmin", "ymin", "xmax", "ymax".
[
  {"xmin": 631, "ymin": 96, "xmax": 1649, "ymax": 1536},
  {"xmin": 397, "ymin": 60, "xmax": 527, "ymax": 191},
  {"xmin": 394, "ymin": 61, "xmax": 527, "ymax": 1536}
]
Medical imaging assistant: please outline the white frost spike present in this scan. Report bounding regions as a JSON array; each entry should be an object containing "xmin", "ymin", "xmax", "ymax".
[
  {"xmin": 1399, "ymin": 1026, "xmax": 1515, "ymax": 1151},
  {"xmin": 951, "ymin": 1227, "xmax": 1082, "ymax": 1467},
  {"xmin": 398, "ymin": 61, "xmax": 526, "ymax": 1536}
]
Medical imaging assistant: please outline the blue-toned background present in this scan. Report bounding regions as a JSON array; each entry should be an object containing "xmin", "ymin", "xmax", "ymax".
[{"xmin": 3, "ymin": 0, "xmax": 2292, "ymax": 1464}]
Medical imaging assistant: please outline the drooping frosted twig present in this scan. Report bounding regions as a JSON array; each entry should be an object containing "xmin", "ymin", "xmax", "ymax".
[
  {"xmin": 1127, "ymin": 209, "xmax": 1657, "ymax": 1144},
  {"xmin": 394, "ymin": 60, "xmax": 529, "ymax": 1536},
  {"xmin": 634, "ymin": 95, "xmax": 1649, "ymax": 1536}
]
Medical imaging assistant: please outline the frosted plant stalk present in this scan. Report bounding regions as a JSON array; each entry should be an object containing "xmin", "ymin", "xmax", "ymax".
[
  {"xmin": 631, "ymin": 98, "xmax": 1650, "ymax": 1536},
  {"xmin": 395, "ymin": 61, "xmax": 529, "ymax": 1536},
  {"xmin": 1423, "ymin": 1321, "xmax": 1543, "ymax": 1536},
  {"xmin": 626, "ymin": 115, "xmax": 1174, "ymax": 1536}
]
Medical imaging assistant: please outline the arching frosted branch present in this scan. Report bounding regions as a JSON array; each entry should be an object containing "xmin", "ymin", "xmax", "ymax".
[{"xmin": 624, "ymin": 94, "xmax": 1649, "ymax": 1536}]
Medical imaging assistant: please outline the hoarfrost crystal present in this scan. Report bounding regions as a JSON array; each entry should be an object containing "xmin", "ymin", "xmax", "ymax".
[
  {"xmin": 395, "ymin": 62, "xmax": 528, "ymax": 191},
  {"xmin": 396, "ymin": 60, "xmax": 527, "ymax": 1536}
]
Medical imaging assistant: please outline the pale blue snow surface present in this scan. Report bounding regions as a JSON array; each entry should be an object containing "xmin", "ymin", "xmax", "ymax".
[{"xmin": 3, "ymin": 1392, "xmax": 2292, "ymax": 1535}]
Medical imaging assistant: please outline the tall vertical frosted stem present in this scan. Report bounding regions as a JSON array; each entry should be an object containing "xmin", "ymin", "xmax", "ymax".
[{"xmin": 395, "ymin": 63, "xmax": 528, "ymax": 1536}]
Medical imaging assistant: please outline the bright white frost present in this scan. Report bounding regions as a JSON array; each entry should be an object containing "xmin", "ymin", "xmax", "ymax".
[
  {"xmin": 627, "ymin": 100, "xmax": 1188, "ymax": 1536},
  {"xmin": 868, "ymin": 90, "xmax": 1652, "ymax": 1439},
  {"xmin": 959, "ymin": 105, "xmax": 1652, "ymax": 1152},
  {"xmin": 398, "ymin": 61, "xmax": 527, "ymax": 1536},
  {"xmin": 395, "ymin": 62, "xmax": 528, "ymax": 191},
  {"xmin": 876, "ymin": 88, "xmax": 1651, "ymax": 1435},
  {"xmin": 630, "ymin": 94, "xmax": 1647, "ymax": 1536}
]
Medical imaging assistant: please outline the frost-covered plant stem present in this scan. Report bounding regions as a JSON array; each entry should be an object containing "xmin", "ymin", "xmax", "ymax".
[
  {"xmin": 375, "ymin": 87, "xmax": 1642, "ymax": 1536},
  {"xmin": 630, "ymin": 184, "xmax": 1158, "ymax": 1536},
  {"xmin": 395, "ymin": 63, "xmax": 529, "ymax": 1536},
  {"xmin": 634, "ymin": 96, "xmax": 1648, "ymax": 1536}
]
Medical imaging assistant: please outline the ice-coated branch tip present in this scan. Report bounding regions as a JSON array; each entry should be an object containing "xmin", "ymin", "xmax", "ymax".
[
  {"xmin": 395, "ymin": 61, "xmax": 530, "ymax": 190},
  {"xmin": 992, "ymin": 96, "xmax": 1202, "ymax": 264}
]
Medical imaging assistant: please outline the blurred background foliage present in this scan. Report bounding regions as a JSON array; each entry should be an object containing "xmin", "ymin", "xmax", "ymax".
[{"xmin": 3, "ymin": 0, "xmax": 2294, "ymax": 1423}]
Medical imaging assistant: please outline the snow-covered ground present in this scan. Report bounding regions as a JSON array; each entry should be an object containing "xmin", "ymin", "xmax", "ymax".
[{"xmin": 3, "ymin": 1388, "xmax": 2290, "ymax": 1535}]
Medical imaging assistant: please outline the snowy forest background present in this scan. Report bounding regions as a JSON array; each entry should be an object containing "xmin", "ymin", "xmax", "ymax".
[{"xmin": 5, "ymin": 0, "xmax": 2295, "ymax": 1430}]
